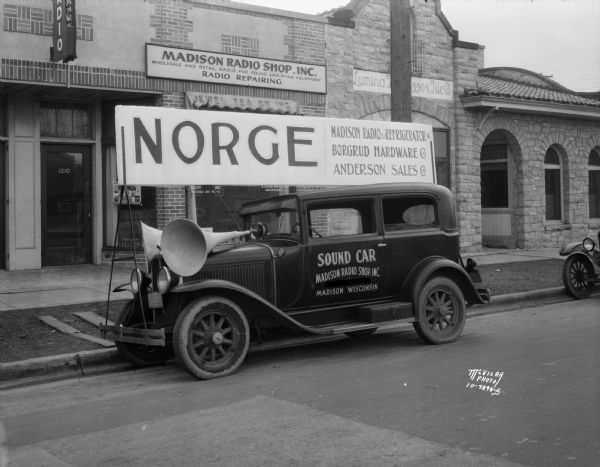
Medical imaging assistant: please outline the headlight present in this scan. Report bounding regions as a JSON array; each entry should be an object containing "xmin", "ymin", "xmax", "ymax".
[
  {"xmin": 583, "ymin": 237, "xmax": 595, "ymax": 252},
  {"xmin": 157, "ymin": 267, "xmax": 179, "ymax": 294},
  {"xmin": 130, "ymin": 268, "xmax": 148, "ymax": 294}
]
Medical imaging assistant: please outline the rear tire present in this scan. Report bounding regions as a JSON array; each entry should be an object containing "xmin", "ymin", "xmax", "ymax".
[
  {"xmin": 413, "ymin": 277, "xmax": 466, "ymax": 344},
  {"xmin": 115, "ymin": 300, "xmax": 173, "ymax": 367},
  {"xmin": 173, "ymin": 296, "xmax": 250, "ymax": 380}
]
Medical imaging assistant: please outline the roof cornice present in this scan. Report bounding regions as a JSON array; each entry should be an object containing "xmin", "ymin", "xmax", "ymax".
[{"xmin": 461, "ymin": 95, "xmax": 600, "ymax": 120}]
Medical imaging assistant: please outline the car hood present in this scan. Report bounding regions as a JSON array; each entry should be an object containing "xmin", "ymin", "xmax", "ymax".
[{"xmin": 204, "ymin": 242, "xmax": 274, "ymax": 266}]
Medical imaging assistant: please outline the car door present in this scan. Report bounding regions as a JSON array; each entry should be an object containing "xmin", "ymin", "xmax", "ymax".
[
  {"xmin": 301, "ymin": 196, "xmax": 387, "ymax": 310},
  {"xmin": 380, "ymin": 193, "xmax": 455, "ymax": 295}
]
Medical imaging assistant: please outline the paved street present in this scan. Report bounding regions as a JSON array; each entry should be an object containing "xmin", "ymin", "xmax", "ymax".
[{"xmin": 1, "ymin": 298, "xmax": 598, "ymax": 466}]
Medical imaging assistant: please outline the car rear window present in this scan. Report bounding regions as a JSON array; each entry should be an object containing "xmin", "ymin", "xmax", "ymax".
[{"xmin": 382, "ymin": 196, "xmax": 438, "ymax": 231}]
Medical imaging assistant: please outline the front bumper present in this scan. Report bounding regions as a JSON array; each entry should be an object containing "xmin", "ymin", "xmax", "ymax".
[{"xmin": 100, "ymin": 323, "xmax": 167, "ymax": 347}]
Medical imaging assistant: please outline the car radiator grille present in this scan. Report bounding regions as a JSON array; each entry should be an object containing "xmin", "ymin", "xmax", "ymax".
[{"xmin": 187, "ymin": 262, "xmax": 268, "ymax": 297}]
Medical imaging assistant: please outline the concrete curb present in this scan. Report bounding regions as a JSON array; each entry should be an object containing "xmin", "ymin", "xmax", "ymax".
[
  {"xmin": 0, "ymin": 287, "xmax": 579, "ymax": 388},
  {"xmin": 0, "ymin": 348, "xmax": 126, "ymax": 389}
]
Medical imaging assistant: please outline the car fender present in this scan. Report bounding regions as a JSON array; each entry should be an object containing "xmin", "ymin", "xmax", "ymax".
[
  {"xmin": 113, "ymin": 282, "xmax": 133, "ymax": 295},
  {"xmin": 563, "ymin": 250, "xmax": 597, "ymax": 272},
  {"xmin": 401, "ymin": 256, "xmax": 484, "ymax": 307},
  {"xmin": 171, "ymin": 279, "xmax": 333, "ymax": 335},
  {"xmin": 559, "ymin": 242, "xmax": 584, "ymax": 256}
]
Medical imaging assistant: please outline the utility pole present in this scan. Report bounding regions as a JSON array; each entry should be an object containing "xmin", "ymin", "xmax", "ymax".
[{"xmin": 390, "ymin": 0, "xmax": 412, "ymax": 122}]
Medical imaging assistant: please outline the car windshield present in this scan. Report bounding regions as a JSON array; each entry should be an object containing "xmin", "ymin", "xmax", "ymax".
[{"xmin": 241, "ymin": 197, "xmax": 300, "ymax": 237}]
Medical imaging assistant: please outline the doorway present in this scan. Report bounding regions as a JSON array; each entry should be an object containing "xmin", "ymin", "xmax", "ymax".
[
  {"xmin": 0, "ymin": 143, "xmax": 5, "ymax": 269},
  {"xmin": 41, "ymin": 145, "xmax": 92, "ymax": 266}
]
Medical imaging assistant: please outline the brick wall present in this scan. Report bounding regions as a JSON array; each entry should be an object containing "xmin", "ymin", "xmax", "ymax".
[
  {"xmin": 142, "ymin": 1, "xmax": 329, "ymax": 227},
  {"xmin": 3, "ymin": 3, "xmax": 93, "ymax": 40}
]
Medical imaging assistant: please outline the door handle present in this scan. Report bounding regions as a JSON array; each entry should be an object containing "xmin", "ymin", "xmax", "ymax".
[{"xmin": 377, "ymin": 243, "xmax": 387, "ymax": 247}]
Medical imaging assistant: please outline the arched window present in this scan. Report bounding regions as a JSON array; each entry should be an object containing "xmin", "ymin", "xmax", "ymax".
[
  {"xmin": 544, "ymin": 147, "xmax": 562, "ymax": 221},
  {"xmin": 589, "ymin": 148, "xmax": 600, "ymax": 218}
]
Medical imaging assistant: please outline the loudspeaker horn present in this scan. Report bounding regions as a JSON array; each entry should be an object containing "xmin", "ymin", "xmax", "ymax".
[
  {"xmin": 140, "ymin": 222, "xmax": 163, "ymax": 266},
  {"xmin": 161, "ymin": 218, "xmax": 250, "ymax": 277}
]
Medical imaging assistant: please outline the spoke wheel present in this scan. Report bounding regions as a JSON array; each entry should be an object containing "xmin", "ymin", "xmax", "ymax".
[
  {"xmin": 115, "ymin": 300, "xmax": 173, "ymax": 367},
  {"xmin": 562, "ymin": 256, "xmax": 594, "ymax": 299},
  {"xmin": 413, "ymin": 277, "xmax": 466, "ymax": 344},
  {"xmin": 173, "ymin": 296, "xmax": 249, "ymax": 380}
]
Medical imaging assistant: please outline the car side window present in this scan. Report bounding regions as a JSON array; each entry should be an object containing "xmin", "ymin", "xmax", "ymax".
[
  {"xmin": 383, "ymin": 196, "xmax": 438, "ymax": 231},
  {"xmin": 308, "ymin": 199, "xmax": 375, "ymax": 238}
]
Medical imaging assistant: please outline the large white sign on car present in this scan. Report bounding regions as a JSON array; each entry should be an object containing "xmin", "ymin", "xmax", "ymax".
[{"xmin": 115, "ymin": 106, "xmax": 435, "ymax": 186}]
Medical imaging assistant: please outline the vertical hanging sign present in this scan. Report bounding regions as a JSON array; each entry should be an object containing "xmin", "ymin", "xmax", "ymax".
[{"xmin": 50, "ymin": 0, "xmax": 77, "ymax": 63}]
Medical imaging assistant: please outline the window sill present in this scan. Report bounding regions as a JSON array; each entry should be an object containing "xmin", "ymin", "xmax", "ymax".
[{"xmin": 544, "ymin": 223, "xmax": 571, "ymax": 232}]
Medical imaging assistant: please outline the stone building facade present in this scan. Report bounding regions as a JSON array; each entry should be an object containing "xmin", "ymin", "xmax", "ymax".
[{"xmin": 0, "ymin": 0, "xmax": 599, "ymax": 270}]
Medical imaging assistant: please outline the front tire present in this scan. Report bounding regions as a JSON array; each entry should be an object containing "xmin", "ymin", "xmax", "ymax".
[
  {"xmin": 173, "ymin": 296, "xmax": 250, "ymax": 380},
  {"xmin": 413, "ymin": 277, "xmax": 466, "ymax": 344},
  {"xmin": 562, "ymin": 255, "xmax": 594, "ymax": 299},
  {"xmin": 115, "ymin": 300, "xmax": 174, "ymax": 367}
]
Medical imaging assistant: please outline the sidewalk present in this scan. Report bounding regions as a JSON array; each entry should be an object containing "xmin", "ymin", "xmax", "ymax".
[
  {"xmin": 0, "ymin": 264, "xmax": 130, "ymax": 311},
  {"xmin": 0, "ymin": 249, "xmax": 570, "ymax": 388},
  {"xmin": 470, "ymin": 247, "xmax": 564, "ymax": 265}
]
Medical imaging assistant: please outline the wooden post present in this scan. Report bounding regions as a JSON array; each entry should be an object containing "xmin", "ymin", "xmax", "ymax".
[{"xmin": 390, "ymin": 0, "xmax": 412, "ymax": 122}]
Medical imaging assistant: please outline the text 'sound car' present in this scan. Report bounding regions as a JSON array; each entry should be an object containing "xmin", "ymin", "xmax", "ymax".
[{"xmin": 102, "ymin": 183, "xmax": 489, "ymax": 379}]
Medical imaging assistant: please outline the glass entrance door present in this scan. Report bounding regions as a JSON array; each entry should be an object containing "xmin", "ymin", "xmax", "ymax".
[{"xmin": 42, "ymin": 146, "xmax": 92, "ymax": 266}]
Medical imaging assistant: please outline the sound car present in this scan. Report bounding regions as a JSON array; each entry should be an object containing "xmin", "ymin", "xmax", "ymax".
[{"xmin": 102, "ymin": 183, "xmax": 489, "ymax": 380}]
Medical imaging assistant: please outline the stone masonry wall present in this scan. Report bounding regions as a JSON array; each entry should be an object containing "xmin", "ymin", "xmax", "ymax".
[
  {"xmin": 475, "ymin": 113, "xmax": 600, "ymax": 248},
  {"xmin": 452, "ymin": 43, "xmax": 486, "ymax": 252}
]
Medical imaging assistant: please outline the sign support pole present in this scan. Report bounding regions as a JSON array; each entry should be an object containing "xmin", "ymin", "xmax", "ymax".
[{"xmin": 103, "ymin": 127, "xmax": 149, "ymax": 343}]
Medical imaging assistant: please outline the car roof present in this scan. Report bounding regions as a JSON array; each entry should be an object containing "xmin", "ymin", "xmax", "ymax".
[
  {"xmin": 240, "ymin": 183, "xmax": 457, "ymax": 229},
  {"xmin": 292, "ymin": 182, "xmax": 452, "ymax": 201}
]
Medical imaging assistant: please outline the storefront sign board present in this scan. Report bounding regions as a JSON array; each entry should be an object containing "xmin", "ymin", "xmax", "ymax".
[
  {"xmin": 353, "ymin": 70, "xmax": 453, "ymax": 101},
  {"xmin": 116, "ymin": 106, "xmax": 435, "ymax": 187},
  {"xmin": 146, "ymin": 44, "xmax": 326, "ymax": 94}
]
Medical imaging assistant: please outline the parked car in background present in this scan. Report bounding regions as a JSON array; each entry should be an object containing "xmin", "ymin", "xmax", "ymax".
[
  {"xmin": 103, "ymin": 183, "xmax": 489, "ymax": 380},
  {"xmin": 559, "ymin": 232, "xmax": 600, "ymax": 298}
]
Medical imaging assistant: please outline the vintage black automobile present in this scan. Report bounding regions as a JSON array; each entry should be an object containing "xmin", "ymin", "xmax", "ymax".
[
  {"xmin": 103, "ymin": 183, "xmax": 489, "ymax": 379},
  {"xmin": 559, "ymin": 231, "xmax": 600, "ymax": 298}
]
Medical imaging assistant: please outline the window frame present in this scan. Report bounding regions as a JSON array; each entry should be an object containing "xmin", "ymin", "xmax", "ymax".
[
  {"xmin": 480, "ymin": 142, "xmax": 509, "ymax": 209},
  {"xmin": 433, "ymin": 129, "xmax": 450, "ymax": 188},
  {"xmin": 544, "ymin": 147, "xmax": 563, "ymax": 222},
  {"xmin": 588, "ymin": 148, "xmax": 600, "ymax": 219},
  {"xmin": 40, "ymin": 100, "xmax": 92, "ymax": 139}
]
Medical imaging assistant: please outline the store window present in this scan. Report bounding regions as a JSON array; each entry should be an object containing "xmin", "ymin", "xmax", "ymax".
[
  {"xmin": 103, "ymin": 146, "xmax": 157, "ymax": 249},
  {"xmin": 433, "ymin": 129, "xmax": 449, "ymax": 188},
  {"xmin": 195, "ymin": 186, "xmax": 283, "ymax": 233},
  {"xmin": 589, "ymin": 148, "xmax": 600, "ymax": 218},
  {"xmin": 100, "ymin": 99, "xmax": 157, "ymax": 248},
  {"xmin": 481, "ymin": 143, "xmax": 508, "ymax": 208},
  {"xmin": 40, "ymin": 102, "xmax": 90, "ymax": 138},
  {"xmin": 544, "ymin": 147, "xmax": 562, "ymax": 221}
]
